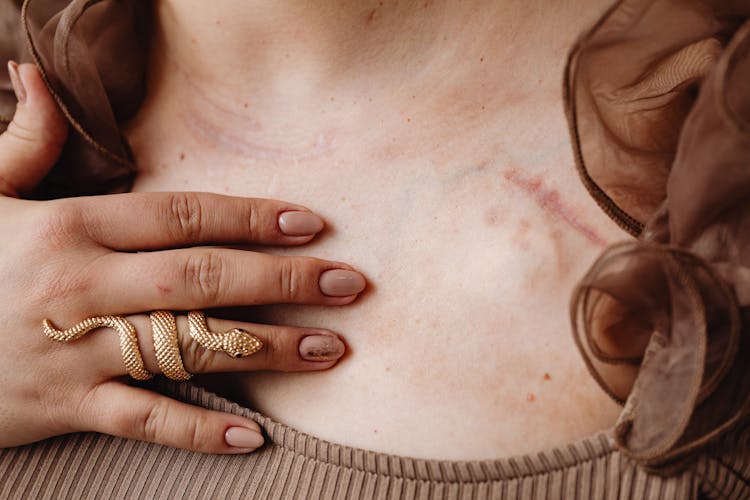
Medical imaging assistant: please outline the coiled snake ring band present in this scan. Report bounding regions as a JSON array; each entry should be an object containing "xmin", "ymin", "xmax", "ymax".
[{"xmin": 42, "ymin": 311, "xmax": 263, "ymax": 381}]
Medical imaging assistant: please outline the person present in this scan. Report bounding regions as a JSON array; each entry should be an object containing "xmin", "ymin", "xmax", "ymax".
[{"xmin": 1, "ymin": 0, "xmax": 749, "ymax": 498}]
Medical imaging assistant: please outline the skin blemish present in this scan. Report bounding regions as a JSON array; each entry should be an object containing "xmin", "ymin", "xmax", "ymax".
[
  {"xmin": 156, "ymin": 285, "xmax": 172, "ymax": 295},
  {"xmin": 366, "ymin": 8, "xmax": 378, "ymax": 24},
  {"xmin": 512, "ymin": 218, "xmax": 531, "ymax": 250},
  {"xmin": 543, "ymin": 373, "xmax": 552, "ymax": 381},
  {"xmin": 526, "ymin": 393, "xmax": 536, "ymax": 403},
  {"xmin": 179, "ymin": 152, "xmax": 185, "ymax": 161},
  {"xmin": 503, "ymin": 169, "xmax": 607, "ymax": 246},
  {"xmin": 483, "ymin": 205, "xmax": 505, "ymax": 227}
]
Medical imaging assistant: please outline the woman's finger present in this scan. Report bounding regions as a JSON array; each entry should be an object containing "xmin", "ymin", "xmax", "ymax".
[
  {"xmin": 77, "ymin": 313, "xmax": 345, "ymax": 379},
  {"xmin": 0, "ymin": 62, "xmax": 68, "ymax": 197},
  {"xmin": 73, "ymin": 191, "xmax": 325, "ymax": 250},
  {"xmin": 94, "ymin": 249, "xmax": 366, "ymax": 312},
  {"xmin": 135, "ymin": 314, "xmax": 344, "ymax": 377},
  {"xmin": 80, "ymin": 382, "xmax": 265, "ymax": 453}
]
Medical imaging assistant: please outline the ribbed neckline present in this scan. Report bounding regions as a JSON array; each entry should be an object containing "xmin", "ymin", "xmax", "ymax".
[{"xmin": 161, "ymin": 381, "xmax": 616, "ymax": 484}]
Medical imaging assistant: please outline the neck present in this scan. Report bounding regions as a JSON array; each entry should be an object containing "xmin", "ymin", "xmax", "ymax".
[
  {"xmin": 150, "ymin": 1, "xmax": 601, "ymax": 107},
  {"xmin": 152, "ymin": 1, "xmax": 442, "ymax": 99},
  {"xmin": 129, "ymin": 0, "xmax": 609, "ymax": 170}
]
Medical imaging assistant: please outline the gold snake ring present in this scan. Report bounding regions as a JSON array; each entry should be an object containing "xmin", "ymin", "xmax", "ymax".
[
  {"xmin": 43, "ymin": 311, "xmax": 264, "ymax": 380},
  {"xmin": 42, "ymin": 316, "xmax": 153, "ymax": 380}
]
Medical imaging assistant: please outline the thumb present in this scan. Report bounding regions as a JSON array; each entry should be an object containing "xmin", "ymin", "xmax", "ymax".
[
  {"xmin": 0, "ymin": 61, "xmax": 68, "ymax": 197},
  {"xmin": 82, "ymin": 382, "xmax": 266, "ymax": 454}
]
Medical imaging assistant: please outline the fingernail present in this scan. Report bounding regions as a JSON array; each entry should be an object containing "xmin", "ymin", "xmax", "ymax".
[
  {"xmin": 7, "ymin": 61, "xmax": 26, "ymax": 105},
  {"xmin": 299, "ymin": 334, "xmax": 346, "ymax": 361},
  {"xmin": 278, "ymin": 211, "xmax": 324, "ymax": 236},
  {"xmin": 225, "ymin": 426, "xmax": 264, "ymax": 450},
  {"xmin": 319, "ymin": 269, "xmax": 366, "ymax": 297}
]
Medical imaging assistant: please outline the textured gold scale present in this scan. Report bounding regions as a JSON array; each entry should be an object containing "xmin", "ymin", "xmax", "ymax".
[
  {"xmin": 150, "ymin": 311, "xmax": 192, "ymax": 381},
  {"xmin": 43, "ymin": 316, "xmax": 154, "ymax": 380}
]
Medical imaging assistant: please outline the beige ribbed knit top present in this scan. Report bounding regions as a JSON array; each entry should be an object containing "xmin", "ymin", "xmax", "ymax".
[
  {"xmin": 1, "ymin": 0, "xmax": 750, "ymax": 498},
  {"xmin": 1, "ymin": 381, "xmax": 748, "ymax": 499}
]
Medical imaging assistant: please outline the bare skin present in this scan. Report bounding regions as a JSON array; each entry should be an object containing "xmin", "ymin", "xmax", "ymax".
[{"xmin": 126, "ymin": 0, "xmax": 625, "ymax": 459}]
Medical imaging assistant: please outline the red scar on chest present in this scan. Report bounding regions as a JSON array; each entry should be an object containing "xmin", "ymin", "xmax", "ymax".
[{"xmin": 503, "ymin": 168, "xmax": 607, "ymax": 247}]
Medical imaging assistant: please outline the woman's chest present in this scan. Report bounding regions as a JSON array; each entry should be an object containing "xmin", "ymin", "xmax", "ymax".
[{"xmin": 130, "ymin": 126, "xmax": 624, "ymax": 458}]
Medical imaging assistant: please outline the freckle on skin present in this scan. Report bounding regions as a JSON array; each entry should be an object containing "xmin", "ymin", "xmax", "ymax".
[
  {"xmin": 527, "ymin": 393, "xmax": 536, "ymax": 403},
  {"xmin": 483, "ymin": 206, "xmax": 503, "ymax": 227},
  {"xmin": 179, "ymin": 152, "xmax": 185, "ymax": 161},
  {"xmin": 544, "ymin": 373, "xmax": 552, "ymax": 381}
]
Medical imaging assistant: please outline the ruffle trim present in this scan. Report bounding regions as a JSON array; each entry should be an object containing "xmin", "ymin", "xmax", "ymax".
[{"xmin": 567, "ymin": 0, "xmax": 750, "ymax": 473}]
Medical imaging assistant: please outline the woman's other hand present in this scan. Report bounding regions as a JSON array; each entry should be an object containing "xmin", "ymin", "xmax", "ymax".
[{"xmin": 0, "ymin": 63, "xmax": 365, "ymax": 453}]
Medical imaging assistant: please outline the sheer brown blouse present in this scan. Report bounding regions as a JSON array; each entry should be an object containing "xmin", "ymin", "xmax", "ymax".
[{"xmin": 1, "ymin": 0, "xmax": 749, "ymax": 480}]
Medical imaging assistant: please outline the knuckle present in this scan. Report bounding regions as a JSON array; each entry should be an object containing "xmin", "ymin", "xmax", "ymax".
[
  {"xmin": 32, "ymin": 202, "xmax": 84, "ymax": 250},
  {"xmin": 259, "ymin": 328, "xmax": 292, "ymax": 368},
  {"xmin": 278, "ymin": 258, "xmax": 308, "ymax": 302},
  {"xmin": 32, "ymin": 267, "xmax": 92, "ymax": 313},
  {"xmin": 6, "ymin": 119, "xmax": 39, "ymax": 147},
  {"xmin": 28, "ymin": 207, "xmax": 94, "ymax": 309},
  {"xmin": 141, "ymin": 399, "xmax": 169, "ymax": 443},
  {"xmin": 6, "ymin": 115, "xmax": 67, "ymax": 149},
  {"xmin": 180, "ymin": 330, "xmax": 218, "ymax": 374},
  {"xmin": 244, "ymin": 200, "xmax": 263, "ymax": 239},
  {"xmin": 7, "ymin": 115, "xmax": 66, "ymax": 152},
  {"xmin": 183, "ymin": 251, "xmax": 224, "ymax": 302},
  {"xmin": 186, "ymin": 414, "xmax": 213, "ymax": 451},
  {"xmin": 167, "ymin": 192, "xmax": 204, "ymax": 241},
  {"xmin": 66, "ymin": 384, "xmax": 102, "ymax": 433}
]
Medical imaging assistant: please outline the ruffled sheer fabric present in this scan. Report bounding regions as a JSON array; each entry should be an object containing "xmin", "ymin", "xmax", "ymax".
[
  {"xmin": 0, "ymin": 0, "xmax": 748, "ymax": 475},
  {"xmin": 566, "ymin": 0, "xmax": 750, "ymax": 472},
  {"xmin": 0, "ymin": 0, "xmax": 148, "ymax": 198}
]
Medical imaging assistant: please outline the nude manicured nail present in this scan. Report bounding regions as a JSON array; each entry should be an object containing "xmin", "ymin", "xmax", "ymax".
[
  {"xmin": 278, "ymin": 211, "xmax": 324, "ymax": 236},
  {"xmin": 7, "ymin": 61, "xmax": 26, "ymax": 104},
  {"xmin": 225, "ymin": 427, "xmax": 264, "ymax": 450},
  {"xmin": 319, "ymin": 269, "xmax": 366, "ymax": 296},
  {"xmin": 299, "ymin": 334, "xmax": 346, "ymax": 361}
]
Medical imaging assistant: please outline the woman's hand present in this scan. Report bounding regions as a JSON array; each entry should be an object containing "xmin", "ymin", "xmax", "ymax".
[{"xmin": 0, "ymin": 63, "xmax": 365, "ymax": 453}]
